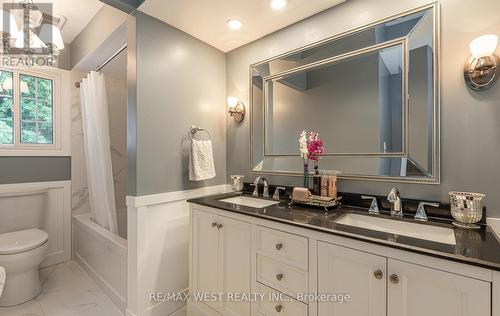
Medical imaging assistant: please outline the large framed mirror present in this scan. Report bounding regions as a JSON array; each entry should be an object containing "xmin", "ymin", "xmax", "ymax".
[{"xmin": 250, "ymin": 3, "xmax": 439, "ymax": 183}]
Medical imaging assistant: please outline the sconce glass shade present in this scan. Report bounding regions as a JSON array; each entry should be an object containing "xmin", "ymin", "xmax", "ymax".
[
  {"xmin": 227, "ymin": 96, "xmax": 239, "ymax": 107},
  {"xmin": 14, "ymin": 29, "xmax": 47, "ymax": 49},
  {"xmin": 465, "ymin": 34, "xmax": 499, "ymax": 91},
  {"xmin": 0, "ymin": 10, "xmax": 19, "ymax": 37},
  {"xmin": 28, "ymin": 9, "xmax": 43, "ymax": 29},
  {"xmin": 227, "ymin": 97, "xmax": 245, "ymax": 122},
  {"xmin": 39, "ymin": 24, "xmax": 64, "ymax": 50},
  {"xmin": 469, "ymin": 34, "xmax": 498, "ymax": 58}
]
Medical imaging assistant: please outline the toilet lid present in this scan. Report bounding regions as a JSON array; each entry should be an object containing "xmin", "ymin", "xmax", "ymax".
[{"xmin": 0, "ymin": 229, "xmax": 48, "ymax": 255}]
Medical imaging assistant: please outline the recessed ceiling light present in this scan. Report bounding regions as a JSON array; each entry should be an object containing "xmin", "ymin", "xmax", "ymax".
[
  {"xmin": 271, "ymin": 0, "xmax": 288, "ymax": 10},
  {"xmin": 226, "ymin": 19, "xmax": 242, "ymax": 30}
]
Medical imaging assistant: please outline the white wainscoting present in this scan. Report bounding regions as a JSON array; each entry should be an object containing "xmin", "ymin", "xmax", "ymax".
[
  {"xmin": 126, "ymin": 185, "xmax": 232, "ymax": 316},
  {"xmin": 0, "ymin": 181, "xmax": 72, "ymax": 267}
]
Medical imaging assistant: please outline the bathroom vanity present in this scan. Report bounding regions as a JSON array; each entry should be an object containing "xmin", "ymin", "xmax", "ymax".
[
  {"xmin": 188, "ymin": 192, "xmax": 500, "ymax": 316},
  {"xmin": 187, "ymin": 2, "xmax": 500, "ymax": 316}
]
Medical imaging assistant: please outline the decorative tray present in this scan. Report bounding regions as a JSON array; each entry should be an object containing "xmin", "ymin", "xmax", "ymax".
[{"xmin": 290, "ymin": 195, "xmax": 342, "ymax": 212}]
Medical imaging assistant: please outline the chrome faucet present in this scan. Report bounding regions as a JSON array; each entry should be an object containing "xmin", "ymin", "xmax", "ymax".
[
  {"xmin": 252, "ymin": 176, "xmax": 269, "ymax": 198},
  {"xmin": 387, "ymin": 187, "xmax": 403, "ymax": 217},
  {"xmin": 361, "ymin": 196, "xmax": 380, "ymax": 215},
  {"xmin": 415, "ymin": 202, "xmax": 440, "ymax": 221}
]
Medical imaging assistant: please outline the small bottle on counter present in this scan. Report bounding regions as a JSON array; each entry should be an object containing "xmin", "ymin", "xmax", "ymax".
[
  {"xmin": 320, "ymin": 170, "xmax": 328, "ymax": 197},
  {"xmin": 313, "ymin": 169, "xmax": 321, "ymax": 195},
  {"xmin": 327, "ymin": 171, "xmax": 338, "ymax": 198}
]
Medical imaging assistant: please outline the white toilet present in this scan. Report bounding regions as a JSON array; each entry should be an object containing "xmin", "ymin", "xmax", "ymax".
[{"xmin": 0, "ymin": 228, "xmax": 49, "ymax": 306}]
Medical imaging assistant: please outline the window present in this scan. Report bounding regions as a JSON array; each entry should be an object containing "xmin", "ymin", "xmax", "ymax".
[
  {"xmin": 0, "ymin": 67, "xmax": 68, "ymax": 155},
  {"xmin": 19, "ymin": 74, "xmax": 54, "ymax": 144},
  {"xmin": 0, "ymin": 71, "xmax": 13, "ymax": 144}
]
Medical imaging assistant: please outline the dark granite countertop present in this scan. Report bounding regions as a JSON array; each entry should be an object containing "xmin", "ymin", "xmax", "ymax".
[{"xmin": 188, "ymin": 192, "xmax": 500, "ymax": 272}]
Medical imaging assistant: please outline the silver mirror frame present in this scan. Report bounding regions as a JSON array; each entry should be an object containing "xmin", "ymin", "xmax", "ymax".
[{"xmin": 249, "ymin": 2, "xmax": 440, "ymax": 184}]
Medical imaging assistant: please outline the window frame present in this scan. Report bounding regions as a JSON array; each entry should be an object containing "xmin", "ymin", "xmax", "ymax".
[{"xmin": 0, "ymin": 66, "xmax": 70, "ymax": 156}]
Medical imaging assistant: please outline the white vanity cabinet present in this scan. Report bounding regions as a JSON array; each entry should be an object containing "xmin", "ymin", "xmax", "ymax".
[
  {"xmin": 190, "ymin": 208, "xmax": 252, "ymax": 316},
  {"xmin": 387, "ymin": 259, "xmax": 491, "ymax": 316},
  {"xmin": 189, "ymin": 204, "xmax": 497, "ymax": 316},
  {"xmin": 317, "ymin": 242, "xmax": 387, "ymax": 316},
  {"xmin": 317, "ymin": 241, "xmax": 491, "ymax": 316}
]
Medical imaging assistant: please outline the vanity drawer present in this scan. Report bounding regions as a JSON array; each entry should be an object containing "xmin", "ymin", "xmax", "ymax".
[
  {"xmin": 256, "ymin": 226, "xmax": 308, "ymax": 270},
  {"xmin": 254, "ymin": 283, "xmax": 308, "ymax": 316},
  {"xmin": 257, "ymin": 254, "xmax": 308, "ymax": 298}
]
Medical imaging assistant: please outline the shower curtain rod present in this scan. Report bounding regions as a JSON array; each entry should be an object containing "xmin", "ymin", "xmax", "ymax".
[{"xmin": 75, "ymin": 44, "xmax": 128, "ymax": 88}]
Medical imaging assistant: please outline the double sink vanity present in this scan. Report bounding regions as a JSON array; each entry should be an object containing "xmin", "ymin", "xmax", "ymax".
[
  {"xmin": 188, "ymin": 3, "xmax": 500, "ymax": 316},
  {"xmin": 188, "ymin": 180, "xmax": 500, "ymax": 316}
]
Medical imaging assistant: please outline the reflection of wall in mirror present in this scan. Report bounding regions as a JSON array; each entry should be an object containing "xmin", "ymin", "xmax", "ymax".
[
  {"xmin": 267, "ymin": 50, "xmax": 404, "ymax": 156},
  {"xmin": 409, "ymin": 46, "xmax": 432, "ymax": 172}
]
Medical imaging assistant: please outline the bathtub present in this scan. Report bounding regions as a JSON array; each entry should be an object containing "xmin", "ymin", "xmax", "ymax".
[{"xmin": 73, "ymin": 213, "xmax": 127, "ymax": 313}]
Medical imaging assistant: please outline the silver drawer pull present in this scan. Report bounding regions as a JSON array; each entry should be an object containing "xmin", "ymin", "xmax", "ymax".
[
  {"xmin": 212, "ymin": 222, "xmax": 218, "ymax": 228},
  {"xmin": 217, "ymin": 223, "xmax": 223, "ymax": 229},
  {"xmin": 275, "ymin": 304, "xmax": 283, "ymax": 313},
  {"xmin": 275, "ymin": 243, "xmax": 283, "ymax": 251},
  {"xmin": 390, "ymin": 274, "xmax": 400, "ymax": 284},
  {"xmin": 276, "ymin": 273, "xmax": 284, "ymax": 281},
  {"xmin": 374, "ymin": 270, "xmax": 383, "ymax": 280}
]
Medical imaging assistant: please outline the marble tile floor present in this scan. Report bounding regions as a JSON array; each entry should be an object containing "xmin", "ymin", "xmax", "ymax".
[{"xmin": 0, "ymin": 260, "xmax": 123, "ymax": 316}]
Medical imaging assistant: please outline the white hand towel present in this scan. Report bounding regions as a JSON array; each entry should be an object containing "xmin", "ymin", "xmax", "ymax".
[
  {"xmin": 0, "ymin": 266, "xmax": 5, "ymax": 297},
  {"xmin": 189, "ymin": 139, "xmax": 216, "ymax": 181}
]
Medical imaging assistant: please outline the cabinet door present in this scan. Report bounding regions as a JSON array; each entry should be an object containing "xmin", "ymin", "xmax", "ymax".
[
  {"xmin": 317, "ymin": 242, "xmax": 386, "ymax": 316},
  {"xmin": 218, "ymin": 215, "xmax": 252, "ymax": 316},
  {"xmin": 388, "ymin": 259, "xmax": 491, "ymax": 316},
  {"xmin": 192, "ymin": 210, "xmax": 220, "ymax": 312}
]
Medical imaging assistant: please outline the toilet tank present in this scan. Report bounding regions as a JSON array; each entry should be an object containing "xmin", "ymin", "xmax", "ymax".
[{"xmin": 0, "ymin": 189, "xmax": 48, "ymax": 234}]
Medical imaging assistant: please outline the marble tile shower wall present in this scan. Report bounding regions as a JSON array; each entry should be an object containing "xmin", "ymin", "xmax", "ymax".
[{"xmin": 70, "ymin": 70, "xmax": 128, "ymax": 239}]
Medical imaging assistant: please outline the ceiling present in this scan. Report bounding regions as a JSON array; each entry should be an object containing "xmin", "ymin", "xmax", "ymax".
[
  {"xmin": 8, "ymin": 0, "xmax": 104, "ymax": 43},
  {"xmin": 138, "ymin": 0, "xmax": 347, "ymax": 52}
]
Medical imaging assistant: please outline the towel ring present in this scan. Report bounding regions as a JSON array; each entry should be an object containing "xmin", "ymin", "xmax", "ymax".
[{"xmin": 189, "ymin": 126, "xmax": 211, "ymax": 140}]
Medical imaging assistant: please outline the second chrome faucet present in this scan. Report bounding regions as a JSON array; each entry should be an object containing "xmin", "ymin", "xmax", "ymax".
[{"xmin": 387, "ymin": 187, "xmax": 403, "ymax": 217}]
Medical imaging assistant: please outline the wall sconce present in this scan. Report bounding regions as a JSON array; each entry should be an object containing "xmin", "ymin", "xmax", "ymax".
[
  {"xmin": 464, "ymin": 34, "xmax": 498, "ymax": 91},
  {"xmin": 227, "ymin": 96, "xmax": 245, "ymax": 123}
]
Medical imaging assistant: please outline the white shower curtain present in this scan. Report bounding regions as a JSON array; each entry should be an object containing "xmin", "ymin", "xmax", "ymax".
[{"xmin": 80, "ymin": 71, "xmax": 118, "ymax": 234}]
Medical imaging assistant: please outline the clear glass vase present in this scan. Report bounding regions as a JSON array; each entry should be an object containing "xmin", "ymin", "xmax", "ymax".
[{"xmin": 303, "ymin": 158, "xmax": 310, "ymax": 188}]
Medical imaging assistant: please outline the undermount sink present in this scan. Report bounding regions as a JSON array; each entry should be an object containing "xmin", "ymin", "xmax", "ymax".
[
  {"xmin": 336, "ymin": 213, "xmax": 456, "ymax": 245},
  {"xmin": 219, "ymin": 196, "xmax": 280, "ymax": 209}
]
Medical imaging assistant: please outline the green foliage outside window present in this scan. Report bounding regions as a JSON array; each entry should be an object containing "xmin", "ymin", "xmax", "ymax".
[
  {"xmin": 0, "ymin": 71, "xmax": 13, "ymax": 144},
  {"xmin": 0, "ymin": 71, "xmax": 53, "ymax": 145},
  {"xmin": 20, "ymin": 74, "xmax": 53, "ymax": 144}
]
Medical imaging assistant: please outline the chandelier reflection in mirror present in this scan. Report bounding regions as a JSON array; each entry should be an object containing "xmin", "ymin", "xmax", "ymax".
[{"xmin": 0, "ymin": 0, "xmax": 65, "ymax": 58}]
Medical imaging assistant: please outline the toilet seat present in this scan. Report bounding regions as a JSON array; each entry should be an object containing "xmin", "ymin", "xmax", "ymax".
[{"xmin": 0, "ymin": 229, "xmax": 48, "ymax": 255}]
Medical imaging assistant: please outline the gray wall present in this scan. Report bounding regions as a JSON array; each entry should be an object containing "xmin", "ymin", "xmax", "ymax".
[
  {"xmin": 0, "ymin": 157, "xmax": 71, "ymax": 184},
  {"xmin": 128, "ymin": 12, "xmax": 227, "ymax": 196},
  {"xmin": 268, "ymin": 54, "xmax": 383, "ymax": 154},
  {"xmin": 226, "ymin": 0, "xmax": 500, "ymax": 218}
]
